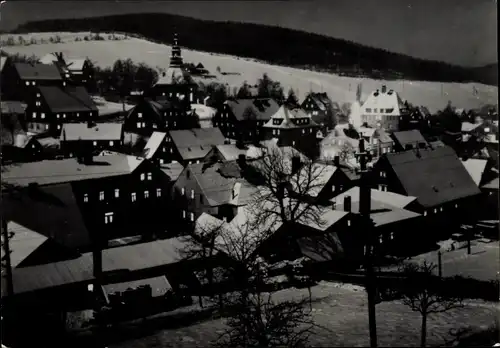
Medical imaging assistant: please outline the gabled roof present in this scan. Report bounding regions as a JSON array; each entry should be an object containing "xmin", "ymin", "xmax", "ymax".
[
  {"xmin": 2, "ymin": 183, "xmax": 91, "ymax": 250},
  {"xmin": 215, "ymin": 144, "xmax": 248, "ymax": 161},
  {"xmin": 142, "ymin": 131, "xmax": 167, "ymax": 159},
  {"xmin": 332, "ymin": 186, "xmax": 417, "ymax": 209},
  {"xmin": 38, "ymin": 86, "xmax": 98, "ymax": 113},
  {"xmin": 160, "ymin": 162, "xmax": 184, "ymax": 182},
  {"xmin": 1, "ymin": 101, "xmax": 25, "ymax": 115},
  {"xmin": 2, "ymin": 155, "xmax": 144, "ymax": 187},
  {"xmin": 382, "ymin": 146, "xmax": 481, "ymax": 208},
  {"xmin": 361, "ymin": 87, "xmax": 406, "ymax": 115},
  {"xmin": 461, "ymin": 158, "xmax": 488, "ymax": 186},
  {"xmin": 337, "ymin": 200, "xmax": 420, "ymax": 227},
  {"xmin": 392, "ymin": 129, "xmax": 428, "ymax": 148},
  {"xmin": 293, "ymin": 163, "xmax": 338, "ymax": 197},
  {"xmin": 169, "ymin": 128, "xmax": 225, "ymax": 161},
  {"xmin": 185, "ymin": 161, "xmax": 254, "ymax": 207},
  {"xmin": 263, "ymin": 105, "xmax": 318, "ymax": 129},
  {"xmin": 61, "ymin": 123, "xmax": 123, "ymax": 141},
  {"xmin": 481, "ymin": 176, "xmax": 499, "ymax": 190},
  {"xmin": 66, "ymin": 58, "xmax": 87, "ymax": 71},
  {"xmin": 14, "ymin": 62, "xmax": 62, "ymax": 81},
  {"xmin": 225, "ymin": 98, "xmax": 280, "ymax": 121},
  {"xmin": 0, "ymin": 222, "xmax": 48, "ymax": 268}
]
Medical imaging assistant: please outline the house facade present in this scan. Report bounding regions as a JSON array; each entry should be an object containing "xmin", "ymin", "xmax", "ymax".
[
  {"xmin": 262, "ymin": 105, "xmax": 320, "ymax": 158},
  {"xmin": 371, "ymin": 146, "xmax": 481, "ymax": 238},
  {"xmin": 60, "ymin": 122, "xmax": 124, "ymax": 158},
  {"xmin": 166, "ymin": 128, "xmax": 226, "ymax": 166},
  {"xmin": 24, "ymin": 86, "xmax": 98, "ymax": 136},
  {"xmin": 357, "ymin": 127, "xmax": 394, "ymax": 159},
  {"xmin": 213, "ymin": 98, "xmax": 280, "ymax": 144},
  {"xmin": 124, "ymin": 98, "xmax": 196, "ymax": 135},
  {"xmin": 301, "ymin": 92, "xmax": 340, "ymax": 130},
  {"xmin": 360, "ymin": 85, "xmax": 409, "ymax": 131},
  {"xmin": 2, "ymin": 155, "xmax": 170, "ymax": 250},
  {"xmin": 391, "ymin": 129, "xmax": 430, "ymax": 152}
]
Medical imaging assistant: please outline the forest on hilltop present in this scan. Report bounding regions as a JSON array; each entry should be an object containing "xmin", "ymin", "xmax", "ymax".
[{"xmin": 13, "ymin": 12, "xmax": 498, "ymax": 86}]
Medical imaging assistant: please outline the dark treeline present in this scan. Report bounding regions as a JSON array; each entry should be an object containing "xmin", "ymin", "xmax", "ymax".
[{"xmin": 13, "ymin": 13, "xmax": 497, "ymax": 86}]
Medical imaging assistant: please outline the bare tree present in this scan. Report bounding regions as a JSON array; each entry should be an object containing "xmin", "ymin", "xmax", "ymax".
[{"xmin": 398, "ymin": 261, "xmax": 464, "ymax": 347}]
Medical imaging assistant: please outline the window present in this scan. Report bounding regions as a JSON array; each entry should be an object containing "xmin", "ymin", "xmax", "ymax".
[
  {"xmin": 109, "ymin": 141, "xmax": 114, "ymax": 146},
  {"xmin": 104, "ymin": 212, "xmax": 114, "ymax": 224},
  {"xmin": 191, "ymin": 189, "xmax": 195, "ymax": 199},
  {"xmin": 36, "ymin": 101, "xmax": 41, "ymax": 107},
  {"xmin": 423, "ymin": 210, "xmax": 427, "ymax": 216},
  {"xmin": 159, "ymin": 159, "xmax": 164, "ymax": 164},
  {"xmin": 433, "ymin": 208, "xmax": 437, "ymax": 213},
  {"xmin": 390, "ymin": 232, "xmax": 394, "ymax": 240},
  {"xmin": 138, "ymin": 112, "xmax": 143, "ymax": 118},
  {"xmin": 182, "ymin": 210, "xmax": 186, "ymax": 219},
  {"xmin": 140, "ymin": 173, "xmax": 145, "ymax": 181},
  {"xmin": 32, "ymin": 112, "xmax": 36, "ymax": 118},
  {"xmin": 331, "ymin": 185, "xmax": 336, "ymax": 192},
  {"xmin": 374, "ymin": 108, "xmax": 378, "ymax": 113},
  {"xmin": 302, "ymin": 129, "xmax": 305, "ymax": 134},
  {"xmin": 310, "ymin": 129, "xmax": 313, "ymax": 133},
  {"xmin": 56, "ymin": 114, "xmax": 60, "ymax": 119},
  {"xmin": 57, "ymin": 125, "xmax": 61, "ymax": 130},
  {"xmin": 373, "ymin": 138, "xmax": 378, "ymax": 144},
  {"xmin": 131, "ymin": 192, "xmax": 137, "ymax": 202},
  {"xmin": 190, "ymin": 212, "xmax": 194, "ymax": 222},
  {"xmin": 313, "ymin": 110, "xmax": 318, "ymax": 115},
  {"xmin": 41, "ymin": 113, "xmax": 45, "ymax": 119},
  {"xmin": 378, "ymin": 184, "xmax": 387, "ymax": 192},
  {"xmin": 25, "ymin": 81, "xmax": 30, "ymax": 86},
  {"xmin": 347, "ymin": 220, "xmax": 351, "ymax": 227},
  {"xmin": 137, "ymin": 122, "xmax": 142, "ymax": 128},
  {"xmin": 380, "ymin": 171, "xmax": 386, "ymax": 178},
  {"xmin": 93, "ymin": 141, "xmax": 97, "ymax": 146},
  {"xmin": 45, "ymin": 124, "xmax": 49, "ymax": 130},
  {"xmin": 156, "ymin": 188, "xmax": 162, "ymax": 197},
  {"xmin": 144, "ymin": 190, "xmax": 149, "ymax": 198},
  {"xmin": 379, "ymin": 236, "xmax": 383, "ymax": 244},
  {"xmin": 63, "ymin": 114, "xmax": 66, "ymax": 119},
  {"xmin": 484, "ymin": 127, "xmax": 491, "ymax": 133},
  {"xmin": 455, "ymin": 203, "xmax": 458, "ymax": 208},
  {"xmin": 83, "ymin": 193, "xmax": 89, "ymax": 202},
  {"xmin": 292, "ymin": 141, "xmax": 296, "ymax": 146},
  {"xmin": 181, "ymin": 187, "xmax": 185, "ymax": 195},
  {"xmin": 36, "ymin": 93, "xmax": 40, "ymax": 97},
  {"xmin": 366, "ymin": 108, "xmax": 372, "ymax": 113},
  {"xmin": 440, "ymin": 207, "xmax": 443, "ymax": 212},
  {"xmin": 142, "ymin": 122, "xmax": 146, "ymax": 128},
  {"xmin": 147, "ymin": 172, "xmax": 152, "ymax": 181},
  {"xmin": 76, "ymin": 113, "xmax": 80, "ymax": 117},
  {"xmin": 115, "ymin": 189, "xmax": 119, "ymax": 198},
  {"xmin": 99, "ymin": 191, "xmax": 105, "ymax": 201}
]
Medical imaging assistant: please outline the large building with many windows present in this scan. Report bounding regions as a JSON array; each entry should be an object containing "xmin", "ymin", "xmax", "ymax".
[{"xmin": 360, "ymin": 85, "xmax": 409, "ymax": 131}]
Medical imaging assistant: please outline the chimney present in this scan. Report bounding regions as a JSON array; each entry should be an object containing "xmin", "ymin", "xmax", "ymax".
[
  {"xmin": 92, "ymin": 249, "xmax": 102, "ymax": 280},
  {"xmin": 381, "ymin": 85, "xmax": 387, "ymax": 93},
  {"xmin": 334, "ymin": 155, "xmax": 340, "ymax": 167},
  {"xmin": 237, "ymin": 153, "xmax": 246, "ymax": 167},
  {"xmin": 291, "ymin": 156, "xmax": 301, "ymax": 173},
  {"xmin": 343, "ymin": 195, "xmax": 352, "ymax": 212},
  {"xmin": 162, "ymin": 72, "xmax": 166, "ymax": 77}
]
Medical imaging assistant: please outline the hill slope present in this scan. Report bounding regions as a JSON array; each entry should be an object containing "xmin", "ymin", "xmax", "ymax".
[{"xmin": 14, "ymin": 13, "xmax": 497, "ymax": 86}]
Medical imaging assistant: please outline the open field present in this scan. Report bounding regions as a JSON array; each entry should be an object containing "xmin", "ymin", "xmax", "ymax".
[
  {"xmin": 2, "ymin": 32, "xmax": 498, "ymax": 113},
  {"xmin": 108, "ymin": 282, "xmax": 498, "ymax": 348}
]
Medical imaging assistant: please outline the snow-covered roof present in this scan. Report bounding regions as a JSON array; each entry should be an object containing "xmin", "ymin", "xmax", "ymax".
[{"xmin": 361, "ymin": 87, "xmax": 405, "ymax": 116}]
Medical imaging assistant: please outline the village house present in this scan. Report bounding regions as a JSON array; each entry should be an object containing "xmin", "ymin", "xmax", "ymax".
[
  {"xmin": 398, "ymin": 105, "xmax": 430, "ymax": 131},
  {"xmin": 371, "ymin": 145, "xmax": 481, "ymax": 238},
  {"xmin": 2, "ymin": 154, "xmax": 170, "ymax": 251},
  {"xmin": 301, "ymin": 92, "xmax": 341, "ymax": 131},
  {"xmin": 60, "ymin": 122, "xmax": 124, "ymax": 158},
  {"xmin": 140, "ymin": 131, "xmax": 171, "ymax": 166},
  {"xmin": 462, "ymin": 119, "xmax": 499, "ymax": 145},
  {"xmin": 391, "ymin": 129, "xmax": 430, "ymax": 152},
  {"xmin": 262, "ymin": 105, "xmax": 320, "ymax": 158},
  {"xmin": 124, "ymin": 98, "xmax": 197, "ymax": 135},
  {"xmin": 148, "ymin": 33, "xmax": 197, "ymax": 106},
  {"xmin": 1, "ymin": 61, "xmax": 64, "ymax": 101},
  {"xmin": 213, "ymin": 98, "xmax": 280, "ymax": 144},
  {"xmin": 24, "ymin": 86, "xmax": 98, "ymax": 136},
  {"xmin": 360, "ymin": 85, "xmax": 409, "ymax": 131},
  {"xmin": 39, "ymin": 53, "xmax": 93, "ymax": 88},
  {"xmin": 1, "ymin": 101, "xmax": 44, "ymax": 163},
  {"xmin": 173, "ymin": 160, "xmax": 257, "ymax": 229},
  {"xmin": 208, "ymin": 144, "xmax": 249, "ymax": 162},
  {"xmin": 166, "ymin": 128, "xmax": 226, "ymax": 166},
  {"xmin": 357, "ymin": 126, "xmax": 394, "ymax": 159},
  {"xmin": 331, "ymin": 187, "xmax": 421, "ymax": 255}
]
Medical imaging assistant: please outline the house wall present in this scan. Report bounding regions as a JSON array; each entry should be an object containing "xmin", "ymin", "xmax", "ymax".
[
  {"xmin": 150, "ymin": 83, "xmax": 196, "ymax": 107},
  {"xmin": 125, "ymin": 100, "xmax": 189, "ymax": 135},
  {"xmin": 60, "ymin": 138, "xmax": 124, "ymax": 158},
  {"xmin": 213, "ymin": 105, "xmax": 267, "ymax": 144},
  {"xmin": 361, "ymin": 113, "xmax": 401, "ymax": 131},
  {"xmin": 264, "ymin": 126, "xmax": 319, "ymax": 158},
  {"xmin": 301, "ymin": 96, "xmax": 333, "ymax": 130}
]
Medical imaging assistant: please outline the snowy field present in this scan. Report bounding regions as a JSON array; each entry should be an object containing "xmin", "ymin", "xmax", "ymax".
[{"xmin": 2, "ymin": 32, "xmax": 498, "ymax": 113}]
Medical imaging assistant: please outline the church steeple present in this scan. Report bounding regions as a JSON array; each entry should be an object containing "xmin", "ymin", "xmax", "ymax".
[{"xmin": 170, "ymin": 32, "xmax": 183, "ymax": 68}]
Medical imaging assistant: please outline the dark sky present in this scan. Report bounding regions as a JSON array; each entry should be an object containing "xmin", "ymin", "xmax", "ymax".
[{"xmin": 0, "ymin": 0, "xmax": 497, "ymax": 67}]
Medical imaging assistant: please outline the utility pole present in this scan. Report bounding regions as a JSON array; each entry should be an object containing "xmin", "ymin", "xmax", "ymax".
[
  {"xmin": 1, "ymin": 217, "xmax": 14, "ymax": 296},
  {"xmin": 357, "ymin": 138, "xmax": 378, "ymax": 348}
]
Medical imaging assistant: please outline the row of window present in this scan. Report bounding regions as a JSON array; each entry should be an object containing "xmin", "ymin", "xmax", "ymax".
[
  {"xmin": 422, "ymin": 203, "xmax": 459, "ymax": 216},
  {"xmin": 32, "ymin": 112, "xmax": 85, "ymax": 119},
  {"xmin": 83, "ymin": 188, "xmax": 162, "ymax": 202},
  {"xmin": 182, "ymin": 210, "xmax": 195, "ymax": 221},
  {"xmin": 365, "ymin": 108, "xmax": 395, "ymax": 113}
]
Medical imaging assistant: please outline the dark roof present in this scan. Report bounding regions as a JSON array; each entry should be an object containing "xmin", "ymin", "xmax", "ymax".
[
  {"xmin": 38, "ymin": 86, "xmax": 98, "ymax": 113},
  {"xmin": 306, "ymin": 92, "xmax": 337, "ymax": 112},
  {"xmin": 61, "ymin": 123, "xmax": 123, "ymax": 141},
  {"xmin": 169, "ymin": 128, "xmax": 225, "ymax": 161},
  {"xmin": 2, "ymin": 236, "xmax": 193, "ymax": 296},
  {"xmin": 225, "ymin": 98, "xmax": 280, "ymax": 121},
  {"xmin": 2, "ymin": 155, "xmax": 144, "ymax": 187},
  {"xmin": 383, "ymin": 146, "xmax": 481, "ymax": 208},
  {"xmin": 1, "ymin": 101, "xmax": 25, "ymax": 115},
  {"xmin": 14, "ymin": 62, "xmax": 62, "ymax": 81},
  {"xmin": 2, "ymin": 183, "xmax": 91, "ymax": 250},
  {"xmin": 392, "ymin": 130, "xmax": 429, "ymax": 148}
]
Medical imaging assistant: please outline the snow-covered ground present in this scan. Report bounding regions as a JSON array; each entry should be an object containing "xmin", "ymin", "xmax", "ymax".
[{"xmin": 2, "ymin": 32, "xmax": 497, "ymax": 113}]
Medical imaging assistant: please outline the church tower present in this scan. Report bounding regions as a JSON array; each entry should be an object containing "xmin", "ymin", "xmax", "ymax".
[{"xmin": 169, "ymin": 32, "xmax": 184, "ymax": 68}]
